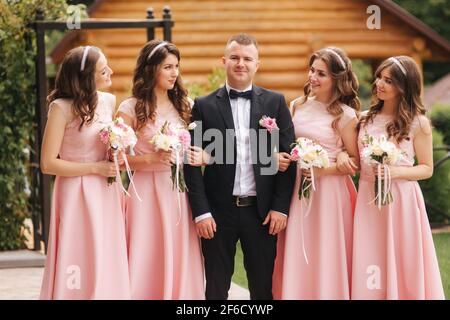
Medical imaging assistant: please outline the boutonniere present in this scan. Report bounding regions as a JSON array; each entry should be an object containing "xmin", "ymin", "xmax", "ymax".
[{"xmin": 259, "ymin": 115, "xmax": 279, "ymax": 133}]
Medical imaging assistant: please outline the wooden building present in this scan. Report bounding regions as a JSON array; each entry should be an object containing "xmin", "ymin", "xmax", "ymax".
[{"xmin": 51, "ymin": 0, "xmax": 450, "ymax": 102}]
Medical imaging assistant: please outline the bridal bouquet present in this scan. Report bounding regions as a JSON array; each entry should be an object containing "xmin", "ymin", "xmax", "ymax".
[
  {"xmin": 290, "ymin": 137, "xmax": 330, "ymax": 199},
  {"xmin": 360, "ymin": 132, "xmax": 404, "ymax": 208},
  {"xmin": 150, "ymin": 121, "xmax": 194, "ymax": 192},
  {"xmin": 99, "ymin": 117, "xmax": 137, "ymax": 185}
]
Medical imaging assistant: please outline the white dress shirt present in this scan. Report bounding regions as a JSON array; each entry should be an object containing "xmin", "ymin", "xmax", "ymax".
[{"xmin": 229, "ymin": 83, "xmax": 257, "ymax": 197}]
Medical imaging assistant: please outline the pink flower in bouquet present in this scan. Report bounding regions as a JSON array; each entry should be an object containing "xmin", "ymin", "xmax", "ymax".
[
  {"xmin": 259, "ymin": 116, "xmax": 278, "ymax": 133},
  {"xmin": 178, "ymin": 130, "xmax": 191, "ymax": 150},
  {"xmin": 290, "ymin": 146, "xmax": 300, "ymax": 161},
  {"xmin": 99, "ymin": 130, "xmax": 110, "ymax": 144}
]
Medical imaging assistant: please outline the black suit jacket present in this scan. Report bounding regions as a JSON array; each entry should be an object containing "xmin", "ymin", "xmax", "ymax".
[{"xmin": 184, "ymin": 85, "xmax": 296, "ymax": 220}]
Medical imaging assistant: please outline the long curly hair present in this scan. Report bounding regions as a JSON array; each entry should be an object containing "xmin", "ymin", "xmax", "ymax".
[
  {"xmin": 132, "ymin": 40, "xmax": 191, "ymax": 131},
  {"xmin": 299, "ymin": 47, "xmax": 360, "ymax": 132},
  {"xmin": 47, "ymin": 46, "xmax": 101, "ymax": 130},
  {"xmin": 358, "ymin": 56, "xmax": 426, "ymax": 143}
]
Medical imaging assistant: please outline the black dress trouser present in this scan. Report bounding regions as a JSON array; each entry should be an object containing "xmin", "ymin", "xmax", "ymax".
[{"xmin": 201, "ymin": 201, "xmax": 277, "ymax": 300}]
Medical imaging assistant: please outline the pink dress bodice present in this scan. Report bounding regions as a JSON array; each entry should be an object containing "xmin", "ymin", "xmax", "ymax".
[
  {"xmin": 292, "ymin": 98, "xmax": 357, "ymax": 162},
  {"xmin": 49, "ymin": 91, "xmax": 115, "ymax": 163}
]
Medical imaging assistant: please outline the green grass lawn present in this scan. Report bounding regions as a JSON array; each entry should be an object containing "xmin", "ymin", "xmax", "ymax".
[
  {"xmin": 434, "ymin": 233, "xmax": 450, "ymax": 299},
  {"xmin": 232, "ymin": 241, "xmax": 248, "ymax": 289},
  {"xmin": 232, "ymin": 234, "xmax": 450, "ymax": 299}
]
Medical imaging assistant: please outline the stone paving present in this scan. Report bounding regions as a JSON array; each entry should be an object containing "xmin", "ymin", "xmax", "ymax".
[
  {"xmin": 0, "ymin": 267, "xmax": 44, "ymax": 300},
  {"xmin": 0, "ymin": 266, "xmax": 249, "ymax": 300}
]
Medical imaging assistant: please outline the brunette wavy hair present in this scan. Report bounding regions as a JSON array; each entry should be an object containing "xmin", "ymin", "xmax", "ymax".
[
  {"xmin": 358, "ymin": 56, "xmax": 426, "ymax": 143},
  {"xmin": 47, "ymin": 46, "xmax": 101, "ymax": 130},
  {"xmin": 132, "ymin": 40, "xmax": 191, "ymax": 131},
  {"xmin": 299, "ymin": 47, "xmax": 360, "ymax": 132}
]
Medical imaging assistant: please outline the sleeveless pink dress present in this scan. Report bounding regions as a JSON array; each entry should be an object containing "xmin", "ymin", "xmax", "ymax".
[
  {"xmin": 351, "ymin": 113, "xmax": 445, "ymax": 299},
  {"xmin": 118, "ymin": 98, "xmax": 205, "ymax": 300},
  {"xmin": 273, "ymin": 98, "xmax": 357, "ymax": 299},
  {"xmin": 40, "ymin": 91, "xmax": 131, "ymax": 299}
]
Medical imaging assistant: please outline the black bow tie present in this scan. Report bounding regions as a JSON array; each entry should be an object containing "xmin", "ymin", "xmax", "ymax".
[{"xmin": 229, "ymin": 89, "xmax": 253, "ymax": 100}]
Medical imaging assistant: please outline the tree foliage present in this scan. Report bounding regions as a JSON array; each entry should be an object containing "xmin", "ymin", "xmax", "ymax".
[
  {"xmin": 394, "ymin": 0, "xmax": 450, "ymax": 83},
  {"xmin": 0, "ymin": 0, "xmax": 68, "ymax": 250}
]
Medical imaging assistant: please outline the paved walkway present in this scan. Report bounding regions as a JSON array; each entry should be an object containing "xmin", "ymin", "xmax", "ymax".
[
  {"xmin": 0, "ymin": 267, "xmax": 249, "ymax": 300},
  {"xmin": 0, "ymin": 268, "xmax": 44, "ymax": 300},
  {"xmin": 432, "ymin": 225, "xmax": 450, "ymax": 234}
]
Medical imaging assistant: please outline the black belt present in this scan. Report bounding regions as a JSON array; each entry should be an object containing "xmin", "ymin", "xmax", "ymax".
[{"xmin": 233, "ymin": 196, "xmax": 256, "ymax": 207}]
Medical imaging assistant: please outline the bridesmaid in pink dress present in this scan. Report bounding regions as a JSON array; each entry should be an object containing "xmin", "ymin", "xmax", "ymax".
[
  {"xmin": 40, "ymin": 46, "xmax": 131, "ymax": 299},
  {"xmin": 351, "ymin": 56, "xmax": 445, "ymax": 299},
  {"xmin": 272, "ymin": 47, "xmax": 360, "ymax": 299},
  {"xmin": 117, "ymin": 40, "xmax": 205, "ymax": 299}
]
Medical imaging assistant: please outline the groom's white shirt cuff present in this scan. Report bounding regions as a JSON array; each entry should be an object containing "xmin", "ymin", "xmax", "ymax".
[
  {"xmin": 195, "ymin": 211, "xmax": 286, "ymax": 223},
  {"xmin": 195, "ymin": 212, "xmax": 213, "ymax": 223}
]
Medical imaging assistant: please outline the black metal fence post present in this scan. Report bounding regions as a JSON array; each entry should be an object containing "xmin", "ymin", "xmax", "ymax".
[
  {"xmin": 33, "ymin": 7, "xmax": 52, "ymax": 251},
  {"xmin": 162, "ymin": 6, "xmax": 173, "ymax": 42},
  {"xmin": 146, "ymin": 8, "xmax": 155, "ymax": 42}
]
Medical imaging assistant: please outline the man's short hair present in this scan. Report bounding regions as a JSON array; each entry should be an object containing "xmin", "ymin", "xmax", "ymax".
[{"xmin": 226, "ymin": 33, "xmax": 258, "ymax": 49}]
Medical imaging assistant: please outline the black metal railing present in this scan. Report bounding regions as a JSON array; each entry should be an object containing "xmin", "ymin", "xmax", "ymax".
[
  {"xmin": 30, "ymin": 6, "xmax": 174, "ymax": 252},
  {"xmin": 434, "ymin": 146, "xmax": 450, "ymax": 169}
]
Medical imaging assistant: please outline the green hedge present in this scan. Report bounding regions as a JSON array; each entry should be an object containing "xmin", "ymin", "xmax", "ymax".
[
  {"xmin": 419, "ymin": 104, "xmax": 450, "ymax": 225},
  {"xmin": 0, "ymin": 1, "xmax": 68, "ymax": 250},
  {"xmin": 420, "ymin": 129, "xmax": 450, "ymax": 224},
  {"xmin": 430, "ymin": 103, "xmax": 450, "ymax": 146}
]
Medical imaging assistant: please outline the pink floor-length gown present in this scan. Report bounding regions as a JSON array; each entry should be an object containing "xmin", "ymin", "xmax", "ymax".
[
  {"xmin": 118, "ymin": 98, "xmax": 205, "ymax": 300},
  {"xmin": 273, "ymin": 98, "xmax": 357, "ymax": 299},
  {"xmin": 40, "ymin": 91, "xmax": 131, "ymax": 299},
  {"xmin": 351, "ymin": 113, "xmax": 445, "ymax": 300}
]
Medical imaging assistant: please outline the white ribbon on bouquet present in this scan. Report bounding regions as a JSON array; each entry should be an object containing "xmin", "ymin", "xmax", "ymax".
[
  {"xmin": 368, "ymin": 163, "xmax": 392, "ymax": 210},
  {"xmin": 299, "ymin": 166, "xmax": 317, "ymax": 265},
  {"xmin": 174, "ymin": 144, "xmax": 182, "ymax": 226},
  {"xmin": 112, "ymin": 150, "xmax": 142, "ymax": 202}
]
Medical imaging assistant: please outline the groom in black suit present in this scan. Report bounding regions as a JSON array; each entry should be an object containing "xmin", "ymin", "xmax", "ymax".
[{"xmin": 184, "ymin": 34, "xmax": 296, "ymax": 300}]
